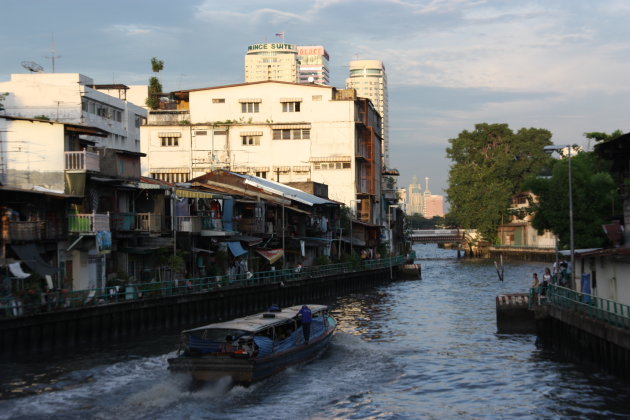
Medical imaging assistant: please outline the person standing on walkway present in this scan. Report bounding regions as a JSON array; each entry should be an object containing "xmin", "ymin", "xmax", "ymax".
[
  {"xmin": 298, "ymin": 305, "xmax": 312, "ymax": 344},
  {"xmin": 532, "ymin": 273, "xmax": 540, "ymax": 303},
  {"xmin": 541, "ymin": 267, "xmax": 551, "ymax": 297}
]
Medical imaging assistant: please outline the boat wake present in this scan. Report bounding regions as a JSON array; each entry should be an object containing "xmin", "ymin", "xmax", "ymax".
[{"xmin": 0, "ymin": 332, "xmax": 399, "ymax": 420}]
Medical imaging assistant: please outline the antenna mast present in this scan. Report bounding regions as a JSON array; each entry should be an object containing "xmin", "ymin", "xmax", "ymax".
[{"xmin": 45, "ymin": 33, "xmax": 62, "ymax": 73}]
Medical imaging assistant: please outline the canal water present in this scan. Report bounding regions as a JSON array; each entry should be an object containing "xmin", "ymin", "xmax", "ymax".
[{"xmin": 2, "ymin": 243, "xmax": 630, "ymax": 419}]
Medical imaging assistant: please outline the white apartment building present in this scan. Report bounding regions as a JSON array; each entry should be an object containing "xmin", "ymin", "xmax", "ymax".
[
  {"xmin": 297, "ymin": 46, "xmax": 330, "ymax": 85},
  {"xmin": 0, "ymin": 73, "xmax": 147, "ymax": 153},
  {"xmin": 245, "ymin": 43, "xmax": 299, "ymax": 83},
  {"xmin": 141, "ymin": 81, "xmax": 384, "ymax": 224},
  {"xmin": 346, "ymin": 60, "xmax": 389, "ymax": 167}
]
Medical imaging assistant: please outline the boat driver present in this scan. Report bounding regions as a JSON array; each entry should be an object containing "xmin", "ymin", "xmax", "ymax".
[{"xmin": 220, "ymin": 335, "xmax": 236, "ymax": 352}]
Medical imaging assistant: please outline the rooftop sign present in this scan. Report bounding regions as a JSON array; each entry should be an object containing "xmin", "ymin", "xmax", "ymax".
[{"xmin": 247, "ymin": 43, "xmax": 297, "ymax": 53}]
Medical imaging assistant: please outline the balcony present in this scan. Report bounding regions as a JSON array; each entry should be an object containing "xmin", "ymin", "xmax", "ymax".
[
  {"xmin": 136, "ymin": 213, "xmax": 161, "ymax": 233},
  {"xmin": 4, "ymin": 221, "xmax": 44, "ymax": 241},
  {"xmin": 2, "ymin": 219, "xmax": 65, "ymax": 242},
  {"xmin": 176, "ymin": 216, "xmax": 201, "ymax": 233},
  {"xmin": 68, "ymin": 212, "xmax": 110, "ymax": 234},
  {"xmin": 65, "ymin": 149, "xmax": 100, "ymax": 172},
  {"xmin": 111, "ymin": 212, "xmax": 162, "ymax": 233}
]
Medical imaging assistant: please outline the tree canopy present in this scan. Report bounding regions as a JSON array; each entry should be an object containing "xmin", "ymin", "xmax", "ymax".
[
  {"xmin": 146, "ymin": 57, "xmax": 165, "ymax": 109},
  {"xmin": 526, "ymin": 150, "xmax": 616, "ymax": 249},
  {"xmin": 445, "ymin": 123, "xmax": 553, "ymax": 241}
]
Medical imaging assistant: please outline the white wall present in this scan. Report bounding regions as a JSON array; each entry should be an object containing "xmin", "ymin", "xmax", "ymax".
[
  {"xmin": 142, "ymin": 82, "xmax": 364, "ymax": 206},
  {"xmin": 578, "ymin": 255, "xmax": 630, "ymax": 306},
  {"xmin": 0, "ymin": 118, "xmax": 65, "ymax": 191},
  {"xmin": 0, "ymin": 73, "xmax": 147, "ymax": 154}
]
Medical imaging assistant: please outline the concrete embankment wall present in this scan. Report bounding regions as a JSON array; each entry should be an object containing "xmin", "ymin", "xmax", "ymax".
[
  {"xmin": 0, "ymin": 267, "xmax": 394, "ymax": 360},
  {"xmin": 535, "ymin": 305, "xmax": 630, "ymax": 381}
]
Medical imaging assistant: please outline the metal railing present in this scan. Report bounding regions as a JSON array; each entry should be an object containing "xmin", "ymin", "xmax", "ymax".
[
  {"xmin": 68, "ymin": 212, "xmax": 110, "ymax": 233},
  {"xmin": 65, "ymin": 149, "xmax": 100, "ymax": 172},
  {"xmin": 530, "ymin": 283, "xmax": 630, "ymax": 330},
  {"xmin": 0, "ymin": 256, "xmax": 405, "ymax": 319}
]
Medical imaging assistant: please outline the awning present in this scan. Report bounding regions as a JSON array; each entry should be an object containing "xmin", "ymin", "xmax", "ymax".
[
  {"xmin": 11, "ymin": 244, "xmax": 59, "ymax": 276},
  {"xmin": 192, "ymin": 247, "xmax": 214, "ymax": 254},
  {"xmin": 175, "ymin": 189, "xmax": 220, "ymax": 199},
  {"xmin": 9, "ymin": 262, "xmax": 31, "ymax": 279},
  {"xmin": 158, "ymin": 132, "xmax": 182, "ymax": 137},
  {"xmin": 233, "ymin": 236, "xmax": 263, "ymax": 246},
  {"xmin": 310, "ymin": 156, "xmax": 351, "ymax": 162},
  {"xmin": 151, "ymin": 168, "xmax": 189, "ymax": 174},
  {"xmin": 256, "ymin": 249, "xmax": 284, "ymax": 264},
  {"xmin": 272, "ymin": 124, "xmax": 311, "ymax": 129},
  {"xmin": 227, "ymin": 241, "xmax": 248, "ymax": 257}
]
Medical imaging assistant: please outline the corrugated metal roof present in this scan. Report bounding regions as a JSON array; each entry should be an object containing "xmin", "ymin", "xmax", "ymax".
[
  {"xmin": 183, "ymin": 304, "xmax": 329, "ymax": 333},
  {"xmin": 236, "ymin": 173, "xmax": 336, "ymax": 206}
]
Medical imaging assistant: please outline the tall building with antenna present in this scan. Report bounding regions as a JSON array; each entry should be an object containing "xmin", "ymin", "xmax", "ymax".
[
  {"xmin": 407, "ymin": 175, "xmax": 423, "ymax": 215},
  {"xmin": 345, "ymin": 60, "xmax": 389, "ymax": 167},
  {"xmin": 422, "ymin": 177, "xmax": 445, "ymax": 218}
]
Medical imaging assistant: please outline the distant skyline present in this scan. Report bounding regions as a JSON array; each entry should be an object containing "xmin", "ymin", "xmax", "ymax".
[{"xmin": 2, "ymin": 0, "xmax": 630, "ymax": 202}]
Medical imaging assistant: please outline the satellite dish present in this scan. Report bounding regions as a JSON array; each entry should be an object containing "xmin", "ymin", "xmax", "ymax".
[
  {"xmin": 308, "ymin": 76, "xmax": 315, "ymax": 83},
  {"xmin": 21, "ymin": 61, "xmax": 44, "ymax": 73}
]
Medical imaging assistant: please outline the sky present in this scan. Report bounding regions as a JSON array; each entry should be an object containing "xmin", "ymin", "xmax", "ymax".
[{"xmin": 2, "ymin": 0, "xmax": 630, "ymax": 201}]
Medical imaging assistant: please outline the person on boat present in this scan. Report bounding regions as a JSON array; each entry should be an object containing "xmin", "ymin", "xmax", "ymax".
[
  {"xmin": 220, "ymin": 335, "xmax": 236, "ymax": 353},
  {"xmin": 298, "ymin": 305, "xmax": 312, "ymax": 344}
]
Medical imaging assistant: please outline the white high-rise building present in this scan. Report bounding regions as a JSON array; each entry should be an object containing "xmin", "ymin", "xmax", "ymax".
[
  {"xmin": 346, "ymin": 60, "xmax": 389, "ymax": 167},
  {"xmin": 297, "ymin": 46, "xmax": 330, "ymax": 85},
  {"xmin": 244, "ymin": 43, "xmax": 299, "ymax": 83}
]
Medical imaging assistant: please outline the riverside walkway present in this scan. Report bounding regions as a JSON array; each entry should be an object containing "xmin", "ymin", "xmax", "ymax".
[
  {"xmin": 530, "ymin": 283, "xmax": 630, "ymax": 381},
  {"xmin": 1, "ymin": 256, "xmax": 405, "ymax": 320}
]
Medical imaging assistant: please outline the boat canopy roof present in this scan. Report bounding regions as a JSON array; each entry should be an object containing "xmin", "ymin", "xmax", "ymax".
[{"xmin": 182, "ymin": 304, "xmax": 329, "ymax": 334}]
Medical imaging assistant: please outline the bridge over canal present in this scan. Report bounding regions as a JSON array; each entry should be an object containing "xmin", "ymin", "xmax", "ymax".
[{"xmin": 409, "ymin": 229, "xmax": 464, "ymax": 244}]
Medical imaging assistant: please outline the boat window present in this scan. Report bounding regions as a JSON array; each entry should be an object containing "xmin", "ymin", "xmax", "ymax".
[
  {"xmin": 275, "ymin": 320, "xmax": 296, "ymax": 340},
  {"xmin": 197, "ymin": 328, "xmax": 248, "ymax": 341}
]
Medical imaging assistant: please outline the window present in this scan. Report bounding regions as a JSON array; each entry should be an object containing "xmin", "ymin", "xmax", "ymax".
[
  {"xmin": 255, "ymin": 171, "xmax": 267, "ymax": 179},
  {"xmin": 241, "ymin": 102, "xmax": 259, "ymax": 113},
  {"xmin": 282, "ymin": 102, "xmax": 300, "ymax": 112},
  {"xmin": 151, "ymin": 172, "xmax": 189, "ymax": 183},
  {"xmin": 313, "ymin": 162, "xmax": 351, "ymax": 170},
  {"xmin": 272, "ymin": 128, "xmax": 310, "ymax": 140},
  {"xmin": 242, "ymin": 136, "xmax": 260, "ymax": 146},
  {"xmin": 160, "ymin": 136, "xmax": 179, "ymax": 147},
  {"xmin": 212, "ymin": 98, "xmax": 225, "ymax": 103}
]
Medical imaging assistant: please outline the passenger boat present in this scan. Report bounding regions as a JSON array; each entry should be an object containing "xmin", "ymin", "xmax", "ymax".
[{"xmin": 167, "ymin": 304, "xmax": 336, "ymax": 384}]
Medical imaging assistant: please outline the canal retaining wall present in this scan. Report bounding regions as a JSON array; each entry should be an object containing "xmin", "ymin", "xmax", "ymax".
[
  {"xmin": 0, "ymin": 266, "xmax": 396, "ymax": 360},
  {"xmin": 535, "ymin": 305, "xmax": 630, "ymax": 381}
]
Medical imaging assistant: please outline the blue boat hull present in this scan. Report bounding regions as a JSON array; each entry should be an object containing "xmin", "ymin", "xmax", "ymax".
[{"xmin": 168, "ymin": 325, "xmax": 335, "ymax": 384}]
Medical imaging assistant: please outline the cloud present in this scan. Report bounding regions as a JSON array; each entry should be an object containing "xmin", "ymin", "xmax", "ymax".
[{"xmin": 106, "ymin": 24, "xmax": 163, "ymax": 36}]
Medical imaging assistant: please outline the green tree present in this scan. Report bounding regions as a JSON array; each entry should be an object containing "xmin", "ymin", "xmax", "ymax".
[
  {"xmin": 406, "ymin": 214, "xmax": 446, "ymax": 229},
  {"xmin": 584, "ymin": 129, "xmax": 623, "ymax": 144},
  {"xmin": 146, "ymin": 57, "xmax": 164, "ymax": 109},
  {"xmin": 526, "ymin": 150, "xmax": 616, "ymax": 249},
  {"xmin": 446, "ymin": 123, "xmax": 553, "ymax": 242}
]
